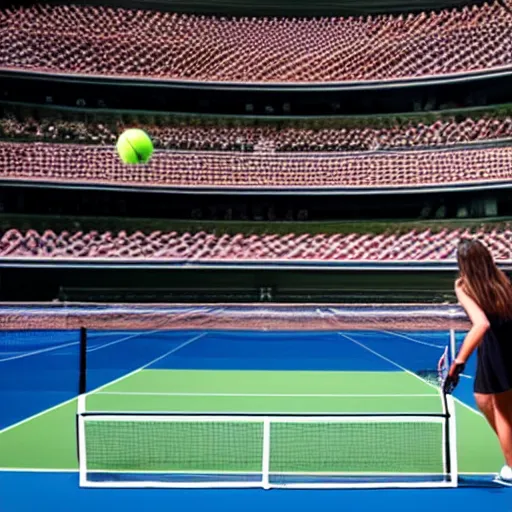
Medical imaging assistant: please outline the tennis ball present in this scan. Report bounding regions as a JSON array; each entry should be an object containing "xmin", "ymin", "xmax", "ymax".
[{"xmin": 116, "ymin": 129, "xmax": 154, "ymax": 164}]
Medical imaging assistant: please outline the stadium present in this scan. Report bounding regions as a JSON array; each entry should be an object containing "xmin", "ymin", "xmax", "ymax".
[{"xmin": 0, "ymin": 0, "xmax": 512, "ymax": 510}]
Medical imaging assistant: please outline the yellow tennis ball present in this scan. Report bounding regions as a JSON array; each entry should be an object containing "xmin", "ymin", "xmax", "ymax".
[{"xmin": 116, "ymin": 129, "xmax": 154, "ymax": 164}]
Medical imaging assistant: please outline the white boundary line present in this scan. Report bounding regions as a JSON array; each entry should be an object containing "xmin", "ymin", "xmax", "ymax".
[
  {"xmin": 0, "ymin": 340, "xmax": 78, "ymax": 363},
  {"xmin": 0, "ymin": 468, "xmax": 78, "ymax": 473},
  {"xmin": 0, "ymin": 467, "xmax": 501, "ymax": 477},
  {"xmin": 86, "ymin": 330, "xmax": 162, "ymax": 353},
  {"xmin": 0, "ymin": 306, "xmax": 214, "ymax": 363},
  {"xmin": 337, "ymin": 332, "xmax": 482, "ymax": 417},
  {"xmin": 0, "ymin": 332, "xmax": 206, "ymax": 435},
  {"xmin": 493, "ymin": 477, "xmax": 512, "ymax": 487},
  {"xmin": 327, "ymin": 307, "xmax": 450, "ymax": 349},
  {"xmin": 337, "ymin": 332, "xmax": 445, "ymax": 397},
  {"xmin": 0, "ymin": 329, "xmax": 168, "ymax": 363},
  {"xmin": 94, "ymin": 391, "xmax": 439, "ymax": 398},
  {"xmin": 68, "ymin": 408, "xmax": 453, "ymax": 415},
  {"xmin": 380, "ymin": 330, "xmax": 445, "ymax": 349},
  {"xmin": 0, "ymin": 329, "xmax": 172, "ymax": 363}
]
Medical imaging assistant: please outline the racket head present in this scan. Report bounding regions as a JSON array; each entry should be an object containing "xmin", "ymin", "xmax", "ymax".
[{"xmin": 437, "ymin": 345, "xmax": 452, "ymax": 389}]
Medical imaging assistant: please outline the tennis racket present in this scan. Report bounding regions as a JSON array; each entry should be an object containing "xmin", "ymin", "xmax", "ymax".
[{"xmin": 438, "ymin": 346, "xmax": 465, "ymax": 394}]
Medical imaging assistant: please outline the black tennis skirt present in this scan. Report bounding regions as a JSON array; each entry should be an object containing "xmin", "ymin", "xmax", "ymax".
[{"xmin": 474, "ymin": 326, "xmax": 512, "ymax": 395}]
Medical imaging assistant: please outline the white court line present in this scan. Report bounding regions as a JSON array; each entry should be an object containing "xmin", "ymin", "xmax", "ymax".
[
  {"xmin": 396, "ymin": 332, "xmax": 453, "ymax": 338},
  {"xmin": 0, "ymin": 467, "xmax": 501, "ymax": 477},
  {"xmin": 326, "ymin": 308, "xmax": 443, "ymax": 350},
  {"xmin": 0, "ymin": 306, "xmax": 213, "ymax": 363},
  {"xmin": 0, "ymin": 467, "xmax": 78, "ymax": 473},
  {"xmin": 0, "ymin": 332, "xmax": 206, "ymax": 435},
  {"xmin": 380, "ymin": 330, "xmax": 445, "ymax": 349},
  {"xmin": 0, "ymin": 330, "xmax": 162, "ymax": 363},
  {"xmin": 337, "ymin": 332, "xmax": 482, "ymax": 418},
  {"xmin": 327, "ymin": 307, "xmax": 448, "ymax": 350},
  {"xmin": 0, "ymin": 340, "xmax": 78, "ymax": 363},
  {"xmin": 494, "ymin": 477, "xmax": 512, "ymax": 487},
  {"xmin": 95, "ymin": 391, "xmax": 439, "ymax": 398},
  {"xmin": 74, "ymin": 408, "xmax": 446, "ymax": 416},
  {"xmin": 0, "ymin": 330, "xmax": 180, "ymax": 362},
  {"xmin": 0, "ymin": 332, "xmax": 147, "ymax": 363},
  {"xmin": 0, "ymin": 469, "xmax": 481, "ymax": 476},
  {"xmin": 86, "ymin": 330, "xmax": 162, "ymax": 353}
]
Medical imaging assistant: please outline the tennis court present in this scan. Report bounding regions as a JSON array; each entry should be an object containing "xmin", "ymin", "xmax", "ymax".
[{"xmin": 0, "ymin": 305, "xmax": 510, "ymax": 510}]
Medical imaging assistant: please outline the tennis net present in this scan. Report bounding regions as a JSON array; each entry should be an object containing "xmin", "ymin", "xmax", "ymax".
[
  {"xmin": 78, "ymin": 407, "xmax": 457, "ymax": 489},
  {"xmin": 75, "ymin": 325, "xmax": 458, "ymax": 487}
]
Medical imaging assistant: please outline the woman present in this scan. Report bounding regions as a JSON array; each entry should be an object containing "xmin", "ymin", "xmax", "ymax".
[{"xmin": 447, "ymin": 238, "xmax": 512, "ymax": 484}]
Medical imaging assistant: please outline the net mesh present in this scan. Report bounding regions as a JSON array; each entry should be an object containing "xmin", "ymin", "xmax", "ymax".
[
  {"xmin": 0, "ymin": 303, "xmax": 471, "ymax": 332},
  {"xmin": 81, "ymin": 415, "xmax": 447, "ymax": 487},
  {"xmin": 270, "ymin": 421, "xmax": 443, "ymax": 474},
  {"xmin": 85, "ymin": 419, "xmax": 263, "ymax": 473}
]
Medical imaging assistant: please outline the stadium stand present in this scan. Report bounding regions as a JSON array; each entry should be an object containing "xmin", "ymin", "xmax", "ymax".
[
  {"xmin": 1, "ymin": 2, "xmax": 511, "ymax": 304},
  {"xmin": 0, "ymin": 226, "xmax": 510, "ymax": 261},
  {"xmin": 1, "ymin": 2, "xmax": 512, "ymax": 83},
  {"xmin": 2, "ymin": 109, "xmax": 512, "ymax": 151},
  {"xmin": 1, "ymin": 141, "xmax": 511, "ymax": 190}
]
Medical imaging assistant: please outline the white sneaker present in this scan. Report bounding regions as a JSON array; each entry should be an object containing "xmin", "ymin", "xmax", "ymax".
[{"xmin": 495, "ymin": 465, "xmax": 512, "ymax": 486}]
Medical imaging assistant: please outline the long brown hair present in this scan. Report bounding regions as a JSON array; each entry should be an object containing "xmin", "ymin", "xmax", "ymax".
[{"xmin": 457, "ymin": 239, "xmax": 512, "ymax": 319}]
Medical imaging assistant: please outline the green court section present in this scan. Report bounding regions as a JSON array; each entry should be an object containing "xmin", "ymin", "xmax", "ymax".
[
  {"xmin": 104, "ymin": 370, "xmax": 436, "ymax": 395},
  {"xmin": 88, "ymin": 369, "xmax": 443, "ymax": 414},
  {"xmin": 0, "ymin": 401, "xmax": 79, "ymax": 469},
  {"xmin": 87, "ymin": 393, "xmax": 443, "ymax": 414},
  {"xmin": 0, "ymin": 370, "xmax": 504, "ymax": 473}
]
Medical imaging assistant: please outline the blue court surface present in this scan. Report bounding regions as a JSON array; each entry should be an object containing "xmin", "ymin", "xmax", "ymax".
[{"xmin": 0, "ymin": 327, "xmax": 511, "ymax": 512}]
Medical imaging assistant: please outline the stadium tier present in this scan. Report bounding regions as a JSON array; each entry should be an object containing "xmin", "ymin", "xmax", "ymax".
[
  {"xmin": 1, "ymin": 3, "xmax": 512, "ymax": 83},
  {"xmin": 0, "ymin": 226, "xmax": 510, "ymax": 261},
  {"xmin": 3, "ymin": 109, "xmax": 512, "ymax": 151},
  {"xmin": 1, "ymin": 141, "xmax": 511, "ymax": 191}
]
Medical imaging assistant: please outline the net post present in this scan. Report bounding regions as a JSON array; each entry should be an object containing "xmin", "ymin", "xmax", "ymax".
[
  {"xmin": 77, "ymin": 412, "xmax": 87, "ymax": 487},
  {"xmin": 262, "ymin": 418, "xmax": 271, "ymax": 490},
  {"xmin": 447, "ymin": 312, "xmax": 459, "ymax": 487},
  {"xmin": 445, "ymin": 394, "xmax": 459, "ymax": 487},
  {"xmin": 77, "ymin": 327, "xmax": 87, "ymax": 483},
  {"xmin": 79, "ymin": 327, "xmax": 87, "ymax": 396},
  {"xmin": 77, "ymin": 394, "xmax": 86, "ymax": 415}
]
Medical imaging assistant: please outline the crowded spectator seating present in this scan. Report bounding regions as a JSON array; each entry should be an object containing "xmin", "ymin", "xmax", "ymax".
[
  {"xmin": 2, "ymin": 111, "xmax": 512, "ymax": 151},
  {"xmin": 1, "ymin": 227, "xmax": 510, "ymax": 261},
  {"xmin": 1, "ymin": 141, "xmax": 511, "ymax": 190},
  {"xmin": 1, "ymin": 2, "xmax": 512, "ymax": 83}
]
